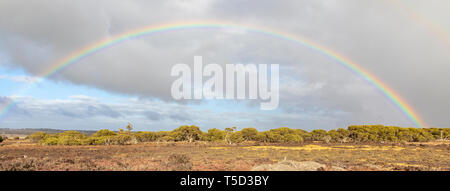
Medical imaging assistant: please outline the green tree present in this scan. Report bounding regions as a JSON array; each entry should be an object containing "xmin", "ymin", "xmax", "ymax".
[
  {"xmin": 224, "ymin": 127, "xmax": 237, "ymax": 144},
  {"xmin": 172, "ymin": 125, "xmax": 202, "ymax": 142},
  {"xmin": 134, "ymin": 131, "xmax": 156, "ymax": 142},
  {"xmin": 266, "ymin": 127, "xmax": 305, "ymax": 143},
  {"xmin": 228, "ymin": 131, "xmax": 244, "ymax": 144},
  {"xmin": 87, "ymin": 129, "xmax": 118, "ymax": 145},
  {"xmin": 310, "ymin": 129, "xmax": 328, "ymax": 141},
  {"xmin": 241, "ymin": 128, "xmax": 258, "ymax": 141},
  {"xmin": 205, "ymin": 128, "xmax": 226, "ymax": 142},
  {"xmin": 336, "ymin": 128, "xmax": 351, "ymax": 143},
  {"xmin": 154, "ymin": 131, "xmax": 175, "ymax": 142},
  {"xmin": 284, "ymin": 133, "xmax": 304, "ymax": 143}
]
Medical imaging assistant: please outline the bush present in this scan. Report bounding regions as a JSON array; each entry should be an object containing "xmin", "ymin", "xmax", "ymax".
[
  {"xmin": 55, "ymin": 131, "xmax": 87, "ymax": 145},
  {"xmin": 204, "ymin": 128, "xmax": 226, "ymax": 142},
  {"xmin": 228, "ymin": 131, "xmax": 244, "ymax": 144},
  {"xmin": 23, "ymin": 125, "xmax": 450, "ymax": 146},
  {"xmin": 257, "ymin": 127, "xmax": 304, "ymax": 143},
  {"xmin": 284, "ymin": 134, "xmax": 304, "ymax": 143},
  {"xmin": 172, "ymin": 125, "xmax": 202, "ymax": 142},
  {"xmin": 167, "ymin": 154, "xmax": 192, "ymax": 171},
  {"xmin": 135, "ymin": 131, "xmax": 156, "ymax": 142},
  {"xmin": 92, "ymin": 129, "xmax": 117, "ymax": 137},
  {"xmin": 310, "ymin": 129, "xmax": 328, "ymax": 141},
  {"xmin": 28, "ymin": 132, "xmax": 48, "ymax": 143},
  {"xmin": 111, "ymin": 134, "xmax": 133, "ymax": 145},
  {"xmin": 241, "ymin": 128, "xmax": 258, "ymax": 141},
  {"xmin": 40, "ymin": 137, "xmax": 58, "ymax": 145}
]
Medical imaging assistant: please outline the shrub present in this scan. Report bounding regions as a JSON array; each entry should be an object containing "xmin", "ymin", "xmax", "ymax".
[
  {"xmin": 228, "ymin": 131, "xmax": 244, "ymax": 144},
  {"xmin": 28, "ymin": 132, "xmax": 48, "ymax": 143},
  {"xmin": 92, "ymin": 129, "xmax": 117, "ymax": 137},
  {"xmin": 111, "ymin": 134, "xmax": 133, "ymax": 145},
  {"xmin": 241, "ymin": 128, "xmax": 258, "ymax": 141},
  {"xmin": 284, "ymin": 134, "xmax": 304, "ymax": 143},
  {"xmin": 55, "ymin": 131, "xmax": 87, "ymax": 145},
  {"xmin": 204, "ymin": 128, "xmax": 226, "ymax": 142},
  {"xmin": 40, "ymin": 137, "xmax": 58, "ymax": 145},
  {"xmin": 0, "ymin": 158, "xmax": 42, "ymax": 171},
  {"xmin": 310, "ymin": 129, "xmax": 328, "ymax": 141},
  {"xmin": 172, "ymin": 125, "xmax": 202, "ymax": 142},
  {"xmin": 134, "ymin": 131, "xmax": 156, "ymax": 142},
  {"xmin": 21, "ymin": 125, "xmax": 450, "ymax": 146},
  {"xmin": 167, "ymin": 154, "xmax": 193, "ymax": 171}
]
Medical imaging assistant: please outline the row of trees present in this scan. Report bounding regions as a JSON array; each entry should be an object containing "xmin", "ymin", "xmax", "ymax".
[{"xmin": 27, "ymin": 124, "xmax": 450, "ymax": 145}]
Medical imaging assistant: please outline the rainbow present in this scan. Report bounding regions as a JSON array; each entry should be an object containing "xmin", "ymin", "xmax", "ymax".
[
  {"xmin": 387, "ymin": 0, "xmax": 450, "ymax": 49},
  {"xmin": 0, "ymin": 21, "xmax": 427, "ymax": 128}
]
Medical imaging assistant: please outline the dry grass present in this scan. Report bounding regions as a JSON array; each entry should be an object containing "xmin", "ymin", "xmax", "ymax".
[{"xmin": 0, "ymin": 140, "xmax": 449, "ymax": 171}]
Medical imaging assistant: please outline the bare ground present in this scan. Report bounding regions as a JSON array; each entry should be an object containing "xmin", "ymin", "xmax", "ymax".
[{"xmin": 0, "ymin": 140, "xmax": 449, "ymax": 171}]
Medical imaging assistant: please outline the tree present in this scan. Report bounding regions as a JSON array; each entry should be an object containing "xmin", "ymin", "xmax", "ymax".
[
  {"xmin": 224, "ymin": 127, "xmax": 237, "ymax": 144},
  {"xmin": 328, "ymin": 130, "xmax": 340, "ymax": 142},
  {"xmin": 173, "ymin": 125, "xmax": 202, "ymax": 142},
  {"xmin": 310, "ymin": 129, "xmax": 328, "ymax": 141},
  {"xmin": 205, "ymin": 128, "xmax": 226, "ymax": 142},
  {"xmin": 284, "ymin": 134, "xmax": 303, "ymax": 143},
  {"xmin": 154, "ymin": 131, "xmax": 175, "ymax": 142},
  {"xmin": 134, "ymin": 131, "xmax": 156, "ymax": 142},
  {"xmin": 263, "ymin": 130, "xmax": 283, "ymax": 143},
  {"xmin": 228, "ymin": 131, "xmax": 244, "ymax": 144},
  {"xmin": 263, "ymin": 127, "xmax": 305, "ymax": 143},
  {"xmin": 336, "ymin": 128, "xmax": 351, "ymax": 143},
  {"xmin": 126, "ymin": 122, "xmax": 133, "ymax": 132},
  {"xmin": 241, "ymin": 128, "xmax": 258, "ymax": 141},
  {"xmin": 88, "ymin": 129, "xmax": 118, "ymax": 145},
  {"xmin": 0, "ymin": 136, "xmax": 3, "ymax": 143}
]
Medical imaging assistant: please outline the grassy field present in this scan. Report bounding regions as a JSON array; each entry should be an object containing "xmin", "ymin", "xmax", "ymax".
[{"xmin": 1, "ymin": 139, "xmax": 449, "ymax": 171}]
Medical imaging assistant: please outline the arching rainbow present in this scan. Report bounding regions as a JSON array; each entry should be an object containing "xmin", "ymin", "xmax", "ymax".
[
  {"xmin": 387, "ymin": 0, "xmax": 450, "ymax": 49},
  {"xmin": 0, "ymin": 21, "xmax": 427, "ymax": 128}
]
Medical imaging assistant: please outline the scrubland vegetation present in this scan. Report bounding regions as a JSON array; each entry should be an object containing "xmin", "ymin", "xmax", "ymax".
[
  {"xmin": 1, "ymin": 124, "xmax": 449, "ymax": 171},
  {"xmin": 25, "ymin": 124, "xmax": 449, "ymax": 146}
]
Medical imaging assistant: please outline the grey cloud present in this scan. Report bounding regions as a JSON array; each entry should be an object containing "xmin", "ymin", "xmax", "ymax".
[
  {"xmin": 0, "ymin": 96, "xmax": 31, "ymax": 117},
  {"xmin": 144, "ymin": 111, "xmax": 162, "ymax": 121},
  {"xmin": 87, "ymin": 105, "xmax": 121, "ymax": 118},
  {"xmin": 1, "ymin": 0, "xmax": 449, "ymax": 128},
  {"xmin": 169, "ymin": 113, "xmax": 192, "ymax": 122}
]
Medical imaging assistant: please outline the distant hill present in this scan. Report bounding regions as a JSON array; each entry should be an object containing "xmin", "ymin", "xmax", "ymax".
[{"xmin": 0, "ymin": 128, "xmax": 97, "ymax": 136}]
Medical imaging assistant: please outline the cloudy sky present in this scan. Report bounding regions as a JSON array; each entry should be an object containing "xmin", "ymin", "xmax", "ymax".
[{"xmin": 0, "ymin": 0, "xmax": 449, "ymax": 131}]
